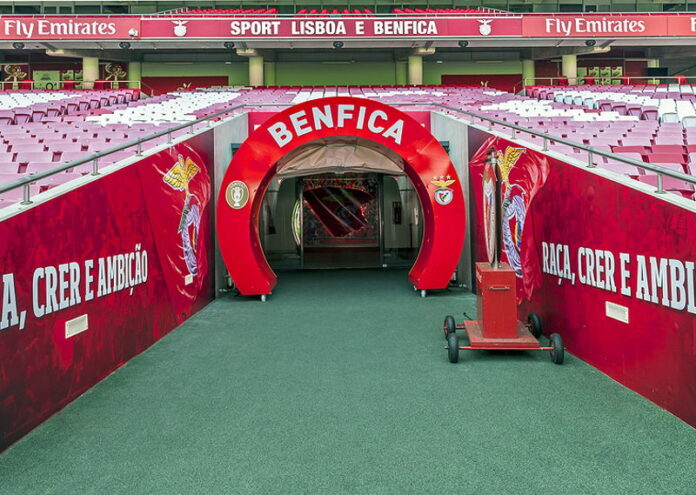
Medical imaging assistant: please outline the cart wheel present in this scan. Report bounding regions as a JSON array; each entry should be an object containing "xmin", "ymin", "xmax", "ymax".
[
  {"xmin": 447, "ymin": 332, "xmax": 459, "ymax": 364},
  {"xmin": 420, "ymin": 289, "xmax": 426, "ymax": 298},
  {"xmin": 260, "ymin": 294, "xmax": 267, "ymax": 303},
  {"xmin": 443, "ymin": 315, "xmax": 456, "ymax": 339},
  {"xmin": 549, "ymin": 333, "xmax": 564, "ymax": 365},
  {"xmin": 527, "ymin": 313, "xmax": 543, "ymax": 339}
]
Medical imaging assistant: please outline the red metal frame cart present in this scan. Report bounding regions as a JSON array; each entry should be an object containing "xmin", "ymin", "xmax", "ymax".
[{"xmin": 443, "ymin": 146, "xmax": 564, "ymax": 365}]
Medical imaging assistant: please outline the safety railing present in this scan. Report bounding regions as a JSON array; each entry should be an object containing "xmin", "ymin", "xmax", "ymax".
[
  {"xmin": 0, "ymin": 103, "xmax": 247, "ymax": 206},
  {"xmin": 5, "ymin": 10, "xmax": 696, "ymax": 17},
  {"xmin": 515, "ymin": 75, "xmax": 696, "ymax": 92},
  {"xmin": 427, "ymin": 102, "xmax": 696, "ymax": 196},
  {"xmin": 1, "ymin": 99, "xmax": 694, "ymax": 209},
  {"xmin": 0, "ymin": 80, "xmax": 147, "ymax": 91}
]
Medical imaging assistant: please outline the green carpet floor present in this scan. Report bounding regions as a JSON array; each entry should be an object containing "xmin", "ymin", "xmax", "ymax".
[{"xmin": 1, "ymin": 269, "xmax": 694, "ymax": 494}]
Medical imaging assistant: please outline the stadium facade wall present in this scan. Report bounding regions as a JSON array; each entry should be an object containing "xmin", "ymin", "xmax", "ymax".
[
  {"xmin": 430, "ymin": 112, "xmax": 473, "ymax": 289},
  {"xmin": 142, "ymin": 62, "xmax": 249, "ymax": 87},
  {"xmin": 135, "ymin": 60, "xmax": 524, "ymax": 91},
  {"xmin": 212, "ymin": 113, "xmax": 249, "ymax": 294}
]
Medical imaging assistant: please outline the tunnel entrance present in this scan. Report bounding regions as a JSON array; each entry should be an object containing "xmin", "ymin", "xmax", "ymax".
[
  {"xmin": 217, "ymin": 96, "xmax": 465, "ymax": 296},
  {"xmin": 260, "ymin": 172, "xmax": 422, "ymax": 270}
]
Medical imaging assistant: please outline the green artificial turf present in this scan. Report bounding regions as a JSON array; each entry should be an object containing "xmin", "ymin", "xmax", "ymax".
[{"xmin": 1, "ymin": 269, "xmax": 694, "ymax": 494}]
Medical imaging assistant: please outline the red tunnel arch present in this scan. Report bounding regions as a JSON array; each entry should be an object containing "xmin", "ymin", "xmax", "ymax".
[{"xmin": 217, "ymin": 97, "xmax": 465, "ymax": 296}]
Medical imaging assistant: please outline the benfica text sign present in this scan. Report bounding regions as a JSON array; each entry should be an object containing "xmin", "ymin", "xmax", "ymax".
[{"xmin": 141, "ymin": 17, "xmax": 522, "ymax": 38}]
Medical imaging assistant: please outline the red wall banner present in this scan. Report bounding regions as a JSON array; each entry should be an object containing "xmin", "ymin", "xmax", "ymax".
[
  {"xmin": 140, "ymin": 16, "xmax": 523, "ymax": 38},
  {"xmin": 0, "ymin": 13, "xmax": 694, "ymax": 40},
  {"xmin": 470, "ymin": 136, "xmax": 696, "ymax": 427},
  {"xmin": 523, "ymin": 15, "xmax": 668, "ymax": 37},
  {"xmin": 0, "ymin": 141, "xmax": 214, "ymax": 451},
  {"xmin": 0, "ymin": 17, "xmax": 139, "ymax": 40}
]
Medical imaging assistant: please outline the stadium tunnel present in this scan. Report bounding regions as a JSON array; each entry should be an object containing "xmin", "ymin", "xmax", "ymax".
[
  {"xmin": 2, "ymin": 5, "xmax": 696, "ymax": 491},
  {"xmin": 216, "ymin": 97, "xmax": 466, "ymax": 299}
]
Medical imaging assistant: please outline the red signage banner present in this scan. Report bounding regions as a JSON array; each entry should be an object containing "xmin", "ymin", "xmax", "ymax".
[
  {"xmin": 0, "ymin": 14, "xmax": 694, "ymax": 40},
  {"xmin": 667, "ymin": 15, "xmax": 696, "ymax": 36},
  {"xmin": 523, "ymin": 15, "xmax": 669, "ymax": 37},
  {"xmin": 0, "ymin": 141, "xmax": 214, "ymax": 451},
  {"xmin": 471, "ymin": 141, "xmax": 550, "ymax": 302},
  {"xmin": 470, "ymin": 135, "xmax": 696, "ymax": 427},
  {"xmin": 140, "ymin": 16, "xmax": 522, "ymax": 38},
  {"xmin": 0, "ymin": 16, "xmax": 139, "ymax": 39},
  {"xmin": 138, "ymin": 13, "xmax": 696, "ymax": 39}
]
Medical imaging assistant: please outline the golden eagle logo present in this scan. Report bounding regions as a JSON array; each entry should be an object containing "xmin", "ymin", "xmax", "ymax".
[
  {"xmin": 431, "ymin": 176, "xmax": 457, "ymax": 206},
  {"xmin": 431, "ymin": 176, "xmax": 456, "ymax": 188},
  {"xmin": 163, "ymin": 154, "xmax": 200, "ymax": 194},
  {"xmin": 495, "ymin": 147, "xmax": 525, "ymax": 185},
  {"xmin": 163, "ymin": 154, "xmax": 204, "ymax": 277}
]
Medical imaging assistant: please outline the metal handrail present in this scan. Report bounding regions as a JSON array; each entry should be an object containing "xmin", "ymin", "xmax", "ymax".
[
  {"xmin": 15, "ymin": 11, "xmax": 696, "ymax": 17},
  {"xmin": 517, "ymin": 75, "xmax": 696, "ymax": 88},
  {"xmin": 0, "ymin": 80, "xmax": 144, "ymax": 90},
  {"xmin": 0, "ymin": 103, "xmax": 247, "ymax": 203},
  {"xmin": 427, "ymin": 102, "xmax": 696, "ymax": 194},
  {"xmin": 1, "ymin": 99, "xmax": 693, "ymax": 206}
]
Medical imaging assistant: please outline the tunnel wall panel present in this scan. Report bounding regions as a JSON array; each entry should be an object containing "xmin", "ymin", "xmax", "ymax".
[
  {"xmin": 469, "ymin": 135, "xmax": 696, "ymax": 427},
  {"xmin": 0, "ymin": 140, "xmax": 215, "ymax": 451}
]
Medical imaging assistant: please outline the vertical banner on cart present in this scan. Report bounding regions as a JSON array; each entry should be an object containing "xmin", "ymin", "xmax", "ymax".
[
  {"xmin": 469, "ymin": 136, "xmax": 696, "ymax": 427},
  {"xmin": 0, "ymin": 139, "xmax": 214, "ymax": 451},
  {"xmin": 469, "ymin": 136, "xmax": 550, "ymax": 301}
]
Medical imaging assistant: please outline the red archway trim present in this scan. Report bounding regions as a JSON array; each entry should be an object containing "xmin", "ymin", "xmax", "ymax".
[{"xmin": 217, "ymin": 97, "xmax": 465, "ymax": 295}]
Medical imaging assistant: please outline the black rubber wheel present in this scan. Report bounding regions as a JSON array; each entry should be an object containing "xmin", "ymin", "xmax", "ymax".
[
  {"xmin": 447, "ymin": 332, "xmax": 459, "ymax": 364},
  {"xmin": 444, "ymin": 315, "xmax": 456, "ymax": 339},
  {"xmin": 550, "ymin": 333, "xmax": 564, "ymax": 365},
  {"xmin": 528, "ymin": 313, "xmax": 543, "ymax": 339}
]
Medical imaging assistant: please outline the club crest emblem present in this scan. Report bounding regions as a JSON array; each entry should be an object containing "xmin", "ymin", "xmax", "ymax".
[
  {"xmin": 226, "ymin": 181, "xmax": 250, "ymax": 209},
  {"xmin": 172, "ymin": 20, "xmax": 188, "ymax": 37},
  {"xmin": 163, "ymin": 154, "xmax": 203, "ymax": 277},
  {"xmin": 431, "ymin": 176, "xmax": 456, "ymax": 206},
  {"xmin": 478, "ymin": 19, "xmax": 492, "ymax": 36}
]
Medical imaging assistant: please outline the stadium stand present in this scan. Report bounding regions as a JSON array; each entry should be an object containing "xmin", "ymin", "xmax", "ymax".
[
  {"xmin": 178, "ymin": 8, "xmax": 279, "ymax": 16},
  {"xmin": 161, "ymin": 7, "xmax": 501, "ymax": 16},
  {"xmin": 1, "ymin": 85, "xmax": 695, "ymax": 208},
  {"xmin": 391, "ymin": 8, "xmax": 503, "ymax": 14}
]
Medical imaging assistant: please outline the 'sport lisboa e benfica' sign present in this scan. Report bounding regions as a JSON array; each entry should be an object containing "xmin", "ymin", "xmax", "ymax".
[{"xmin": 2, "ymin": 14, "xmax": 696, "ymax": 40}]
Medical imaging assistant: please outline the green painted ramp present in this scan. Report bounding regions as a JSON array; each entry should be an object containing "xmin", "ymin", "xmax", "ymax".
[{"xmin": 1, "ymin": 269, "xmax": 694, "ymax": 494}]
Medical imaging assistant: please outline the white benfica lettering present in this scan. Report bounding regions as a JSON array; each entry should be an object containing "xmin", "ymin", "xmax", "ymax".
[
  {"xmin": 267, "ymin": 103, "xmax": 405, "ymax": 147},
  {"xmin": 373, "ymin": 20, "xmax": 438, "ymax": 36}
]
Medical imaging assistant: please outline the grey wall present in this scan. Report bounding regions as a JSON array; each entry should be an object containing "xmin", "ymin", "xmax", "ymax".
[
  {"xmin": 430, "ymin": 112, "xmax": 472, "ymax": 289},
  {"xmin": 213, "ymin": 112, "xmax": 249, "ymax": 296}
]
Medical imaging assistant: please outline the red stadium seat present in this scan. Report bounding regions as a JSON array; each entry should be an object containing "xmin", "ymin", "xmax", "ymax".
[{"xmin": 637, "ymin": 174, "xmax": 694, "ymax": 198}]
